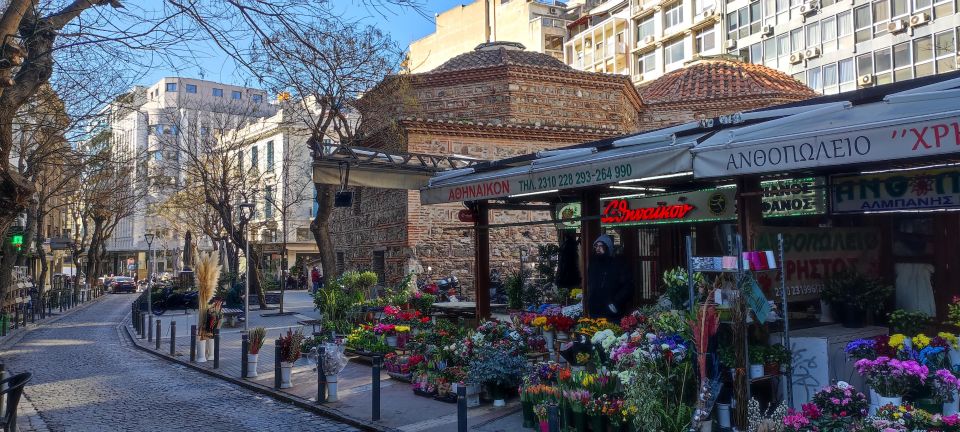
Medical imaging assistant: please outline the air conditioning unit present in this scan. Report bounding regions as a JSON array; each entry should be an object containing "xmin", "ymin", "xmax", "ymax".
[
  {"xmin": 761, "ymin": 25, "xmax": 775, "ymax": 36},
  {"xmin": 726, "ymin": 39, "xmax": 737, "ymax": 50},
  {"xmin": 858, "ymin": 74, "xmax": 874, "ymax": 86},
  {"xmin": 643, "ymin": 35, "xmax": 656, "ymax": 45},
  {"xmin": 702, "ymin": 7, "xmax": 716, "ymax": 18},
  {"xmin": 804, "ymin": 47, "xmax": 821, "ymax": 59},
  {"xmin": 789, "ymin": 52, "xmax": 804, "ymax": 64},
  {"xmin": 909, "ymin": 12, "xmax": 929, "ymax": 27},
  {"xmin": 799, "ymin": 1, "xmax": 819, "ymax": 15},
  {"xmin": 633, "ymin": 73, "xmax": 644, "ymax": 82},
  {"xmin": 887, "ymin": 19, "xmax": 907, "ymax": 33}
]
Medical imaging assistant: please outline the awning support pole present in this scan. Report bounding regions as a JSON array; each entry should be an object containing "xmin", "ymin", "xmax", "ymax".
[
  {"xmin": 474, "ymin": 202, "xmax": 491, "ymax": 320},
  {"xmin": 580, "ymin": 190, "xmax": 602, "ymax": 317}
]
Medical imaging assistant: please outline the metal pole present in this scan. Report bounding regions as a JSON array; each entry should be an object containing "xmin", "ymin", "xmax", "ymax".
[
  {"xmin": 685, "ymin": 235, "xmax": 695, "ymax": 312},
  {"xmin": 147, "ymin": 314, "xmax": 153, "ymax": 341},
  {"xmin": 274, "ymin": 338, "xmax": 282, "ymax": 389},
  {"xmin": 155, "ymin": 319, "xmax": 161, "ymax": 350},
  {"xmin": 372, "ymin": 355, "xmax": 381, "ymax": 421},
  {"xmin": 317, "ymin": 345, "xmax": 326, "ymax": 403},
  {"xmin": 170, "ymin": 321, "xmax": 177, "ymax": 356},
  {"xmin": 147, "ymin": 242, "xmax": 153, "ymax": 317},
  {"xmin": 213, "ymin": 329, "xmax": 220, "ymax": 369},
  {"xmin": 244, "ymin": 235, "xmax": 250, "ymax": 333},
  {"xmin": 457, "ymin": 385, "xmax": 467, "ymax": 432},
  {"xmin": 241, "ymin": 333, "xmax": 248, "ymax": 378},
  {"xmin": 190, "ymin": 325, "xmax": 197, "ymax": 362},
  {"xmin": 779, "ymin": 233, "xmax": 793, "ymax": 408}
]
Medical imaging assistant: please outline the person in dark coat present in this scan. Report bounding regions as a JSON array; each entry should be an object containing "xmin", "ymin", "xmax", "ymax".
[{"xmin": 586, "ymin": 234, "xmax": 632, "ymax": 320}]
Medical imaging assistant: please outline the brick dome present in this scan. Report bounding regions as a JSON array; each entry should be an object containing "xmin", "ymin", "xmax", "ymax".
[
  {"xmin": 639, "ymin": 57, "xmax": 817, "ymax": 104},
  {"xmin": 431, "ymin": 41, "xmax": 572, "ymax": 73}
]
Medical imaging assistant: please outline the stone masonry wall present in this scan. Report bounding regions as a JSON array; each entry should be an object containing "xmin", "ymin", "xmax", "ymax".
[
  {"xmin": 329, "ymin": 187, "xmax": 409, "ymax": 287},
  {"xmin": 639, "ymin": 96, "xmax": 811, "ymax": 130}
]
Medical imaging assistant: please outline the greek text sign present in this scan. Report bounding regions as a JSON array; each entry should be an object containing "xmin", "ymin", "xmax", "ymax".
[
  {"xmin": 831, "ymin": 167, "xmax": 960, "ymax": 213},
  {"xmin": 694, "ymin": 115, "xmax": 960, "ymax": 178}
]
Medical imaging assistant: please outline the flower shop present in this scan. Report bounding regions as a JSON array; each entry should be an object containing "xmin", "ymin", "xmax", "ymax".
[{"xmin": 407, "ymin": 73, "xmax": 960, "ymax": 431}]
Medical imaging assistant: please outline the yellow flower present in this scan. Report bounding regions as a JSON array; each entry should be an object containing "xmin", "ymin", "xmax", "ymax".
[
  {"xmin": 889, "ymin": 334, "xmax": 906, "ymax": 349},
  {"xmin": 912, "ymin": 334, "xmax": 931, "ymax": 349},
  {"xmin": 532, "ymin": 317, "xmax": 547, "ymax": 327},
  {"xmin": 570, "ymin": 289, "xmax": 583, "ymax": 299},
  {"xmin": 939, "ymin": 332, "xmax": 958, "ymax": 349},
  {"xmin": 395, "ymin": 325, "xmax": 411, "ymax": 333}
]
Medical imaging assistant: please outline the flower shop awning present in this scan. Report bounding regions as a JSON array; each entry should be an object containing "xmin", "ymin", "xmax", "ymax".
[
  {"xmin": 692, "ymin": 76, "xmax": 960, "ymax": 179},
  {"xmin": 419, "ymin": 127, "xmax": 705, "ymax": 205}
]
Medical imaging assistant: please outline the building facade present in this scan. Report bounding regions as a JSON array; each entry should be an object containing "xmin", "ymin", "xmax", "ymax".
[{"xmin": 562, "ymin": 0, "xmax": 960, "ymax": 92}]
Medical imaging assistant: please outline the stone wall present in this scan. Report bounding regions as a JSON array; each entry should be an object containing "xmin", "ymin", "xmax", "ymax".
[
  {"xmin": 639, "ymin": 96, "xmax": 812, "ymax": 130},
  {"xmin": 329, "ymin": 187, "xmax": 409, "ymax": 287}
]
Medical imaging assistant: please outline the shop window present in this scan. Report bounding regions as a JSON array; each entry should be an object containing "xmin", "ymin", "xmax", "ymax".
[
  {"xmin": 893, "ymin": 41, "xmax": 913, "ymax": 81},
  {"xmin": 696, "ymin": 26, "xmax": 717, "ymax": 53},
  {"xmin": 935, "ymin": 30, "xmax": 957, "ymax": 72},
  {"xmin": 854, "ymin": 5, "xmax": 873, "ymax": 43},
  {"xmin": 875, "ymin": 47, "xmax": 893, "ymax": 84},
  {"xmin": 913, "ymin": 36, "xmax": 934, "ymax": 78}
]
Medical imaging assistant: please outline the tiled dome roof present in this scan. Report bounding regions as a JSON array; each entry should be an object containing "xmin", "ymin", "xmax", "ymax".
[
  {"xmin": 431, "ymin": 41, "xmax": 572, "ymax": 73},
  {"xmin": 639, "ymin": 58, "xmax": 817, "ymax": 104}
]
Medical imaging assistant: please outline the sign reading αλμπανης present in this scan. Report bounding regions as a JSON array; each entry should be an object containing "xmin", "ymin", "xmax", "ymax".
[{"xmin": 832, "ymin": 167, "xmax": 960, "ymax": 213}]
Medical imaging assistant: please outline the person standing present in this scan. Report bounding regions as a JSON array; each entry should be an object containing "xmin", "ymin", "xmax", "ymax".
[
  {"xmin": 586, "ymin": 234, "xmax": 632, "ymax": 320},
  {"xmin": 311, "ymin": 266, "xmax": 321, "ymax": 293}
]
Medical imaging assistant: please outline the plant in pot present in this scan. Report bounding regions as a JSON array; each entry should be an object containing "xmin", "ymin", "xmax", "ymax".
[
  {"xmin": 820, "ymin": 268, "xmax": 892, "ymax": 328},
  {"xmin": 888, "ymin": 309, "xmax": 930, "ymax": 347},
  {"xmin": 855, "ymin": 356, "xmax": 928, "ymax": 407},
  {"xmin": 278, "ymin": 328, "xmax": 305, "ymax": 389},
  {"xmin": 321, "ymin": 342, "xmax": 349, "ymax": 402},
  {"xmin": 468, "ymin": 346, "xmax": 526, "ymax": 407},
  {"xmin": 505, "ymin": 270, "xmax": 524, "ymax": 311},
  {"xmin": 931, "ymin": 368, "xmax": 960, "ymax": 415},
  {"xmin": 564, "ymin": 389, "xmax": 591, "ymax": 432},
  {"xmin": 247, "ymin": 327, "xmax": 266, "ymax": 378},
  {"xmin": 748, "ymin": 345, "xmax": 767, "ymax": 379},
  {"xmin": 195, "ymin": 251, "xmax": 222, "ymax": 363},
  {"xmin": 764, "ymin": 343, "xmax": 791, "ymax": 376}
]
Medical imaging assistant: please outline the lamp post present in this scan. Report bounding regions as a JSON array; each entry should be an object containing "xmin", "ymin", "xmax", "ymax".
[
  {"xmin": 144, "ymin": 233, "xmax": 155, "ymax": 317},
  {"xmin": 238, "ymin": 203, "xmax": 255, "ymax": 333}
]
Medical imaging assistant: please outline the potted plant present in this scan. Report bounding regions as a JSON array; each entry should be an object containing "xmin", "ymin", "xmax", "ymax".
[
  {"xmin": 749, "ymin": 345, "xmax": 766, "ymax": 379},
  {"xmin": 820, "ymin": 268, "xmax": 892, "ymax": 328},
  {"xmin": 564, "ymin": 389, "xmax": 590, "ymax": 432},
  {"xmin": 855, "ymin": 356, "xmax": 928, "ymax": 407},
  {"xmin": 195, "ymin": 251, "xmax": 222, "ymax": 362},
  {"xmin": 888, "ymin": 309, "xmax": 930, "ymax": 346},
  {"xmin": 468, "ymin": 346, "xmax": 526, "ymax": 406},
  {"xmin": 278, "ymin": 328, "xmax": 305, "ymax": 388},
  {"xmin": 247, "ymin": 327, "xmax": 266, "ymax": 378},
  {"xmin": 321, "ymin": 341, "xmax": 349, "ymax": 401},
  {"xmin": 764, "ymin": 343, "xmax": 791, "ymax": 376}
]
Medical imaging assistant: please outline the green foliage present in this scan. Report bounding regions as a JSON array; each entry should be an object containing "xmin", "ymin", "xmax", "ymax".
[
  {"xmin": 623, "ymin": 356, "xmax": 696, "ymax": 432},
  {"xmin": 662, "ymin": 268, "xmax": 705, "ymax": 309},
  {"xmin": 765, "ymin": 343, "xmax": 791, "ymax": 367},
  {"xmin": 820, "ymin": 268, "xmax": 892, "ymax": 314},
  {"xmin": 409, "ymin": 292, "xmax": 437, "ymax": 312},
  {"xmin": 505, "ymin": 271, "xmax": 524, "ymax": 309},
  {"xmin": 467, "ymin": 345, "xmax": 527, "ymax": 387},
  {"xmin": 313, "ymin": 273, "xmax": 367, "ymax": 327},
  {"xmin": 339, "ymin": 271, "xmax": 378, "ymax": 294},
  {"xmin": 748, "ymin": 345, "xmax": 767, "ymax": 364},
  {"xmin": 888, "ymin": 309, "xmax": 930, "ymax": 336},
  {"xmin": 535, "ymin": 244, "xmax": 559, "ymax": 286},
  {"xmin": 215, "ymin": 272, "xmax": 244, "ymax": 308}
]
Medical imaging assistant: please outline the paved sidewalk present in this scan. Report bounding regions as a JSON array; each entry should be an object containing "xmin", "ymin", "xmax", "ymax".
[{"xmin": 128, "ymin": 290, "xmax": 525, "ymax": 432}]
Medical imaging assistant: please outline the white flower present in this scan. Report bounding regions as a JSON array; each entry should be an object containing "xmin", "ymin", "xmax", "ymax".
[{"xmin": 836, "ymin": 381, "xmax": 850, "ymax": 389}]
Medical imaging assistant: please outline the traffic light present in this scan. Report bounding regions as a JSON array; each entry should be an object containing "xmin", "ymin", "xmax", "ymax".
[{"xmin": 10, "ymin": 234, "xmax": 23, "ymax": 250}]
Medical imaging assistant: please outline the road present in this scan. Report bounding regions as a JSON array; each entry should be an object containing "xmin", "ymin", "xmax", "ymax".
[{"xmin": 1, "ymin": 293, "xmax": 358, "ymax": 432}]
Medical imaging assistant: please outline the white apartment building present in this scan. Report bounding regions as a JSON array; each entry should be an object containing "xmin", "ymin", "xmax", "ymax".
[
  {"xmin": 564, "ymin": 0, "xmax": 960, "ymax": 93},
  {"xmin": 103, "ymin": 77, "xmax": 275, "ymax": 277}
]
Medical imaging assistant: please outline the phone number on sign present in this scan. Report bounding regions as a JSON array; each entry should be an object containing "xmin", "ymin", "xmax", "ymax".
[{"xmin": 527, "ymin": 164, "xmax": 634, "ymax": 191}]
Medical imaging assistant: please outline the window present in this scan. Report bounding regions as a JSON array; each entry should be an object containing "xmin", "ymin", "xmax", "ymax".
[
  {"xmin": 875, "ymin": 47, "xmax": 893, "ymax": 84},
  {"xmin": 165, "ymin": 82, "xmax": 177, "ymax": 92},
  {"xmin": 738, "ymin": 7, "xmax": 750, "ymax": 37},
  {"xmin": 749, "ymin": 1, "xmax": 761, "ymax": 34},
  {"xmin": 727, "ymin": 11, "xmax": 739, "ymax": 40},
  {"xmin": 854, "ymin": 5, "xmax": 872, "ymax": 43},
  {"xmin": 153, "ymin": 125, "xmax": 163, "ymax": 135},
  {"xmin": 891, "ymin": 0, "xmax": 908, "ymax": 17},
  {"xmin": 873, "ymin": 0, "xmax": 890, "ymax": 36},
  {"xmin": 915, "ymin": 0, "xmax": 932, "ymax": 11},
  {"xmin": 821, "ymin": 16, "xmax": 837, "ymax": 52},
  {"xmin": 893, "ymin": 41, "xmax": 912, "ymax": 81},
  {"xmin": 763, "ymin": 37, "xmax": 777, "ymax": 64},
  {"xmin": 232, "ymin": 90, "xmax": 242, "ymax": 100},
  {"xmin": 264, "ymin": 186, "xmax": 273, "ymax": 218},
  {"xmin": 372, "ymin": 250, "xmax": 385, "ymax": 286},
  {"xmin": 807, "ymin": 67, "xmax": 822, "ymax": 90},
  {"xmin": 777, "ymin": 34, "xmax": 790, "ymax": 56},
  {"xmin": 186, "ymin": 84, "xmax": 197, "ymax": 94},
  {"xmin": 200, "ymin": 127, "xmax": 209, "ymax": 136},
  {"xmin": 638, "ymin": 51, "xmax": 656, "ymax": 74},
  {"xmin": 637, "ymin": 17, "xmax": 655, "ymax": 41},
  {"xmin": 933, "ymin": 0, "xmax": 952, "ymax": 18},
  {"xmin": 664, "ymin": 3, "xmax": 684, "ymax": 29},
  {"xmin": 252, "ymin": 94, "xmax": 263, "ymax": 103},
  {"xmin": 857, "ymin": 53, "xmax": 874, "ymax": 76},
  {"xmin": 935, "ymin": 30, "xmax": 956, "ymax": 72},
  {"xmin": 805, "ymin": 23, "xmax": 821, "ymax": 48},
  {"xmin": 913, "ymin": 36, "xmax": 934, "ymax": 77},
  {"xmin": 839, "ymin": 58, "xmax": 855, "ymax": 90},
  {"xmin": 750, "ymin": 43, "xmax": 763, "ymax": 63},
  {"xmin": 823, "ymin": 63, "xmax": 838, "ymax": 88},
  {"xmin": 697, "ymin": 0, "xmax": 716, "ymax": 13},
  {"xmin": 266, "ymin": 140, "xmax": 274, "ymax": 170},
  {"xmin": 153, "ymin": 151, "xmax": 162, "ymax": 161},
  {"xmin": 664, "ymin": 40, "xmax": 685, "ymax": 69},
  {"xmin": 790, "ymin": 28, "xmax": 804, "ymax": 52},
  {"xmin": 696, "ymin": 26, "xmax": 716, "ymax": 53},
  {"xmin": 251, "ymin": 145, "xmax": 258, "ymax": 170},
  {"xmin": 212, "ymin": 88, "xmax": 224, "ymax": 97}
]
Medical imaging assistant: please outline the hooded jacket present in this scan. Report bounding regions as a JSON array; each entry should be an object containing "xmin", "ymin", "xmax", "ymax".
[{"xmin": 586, "ymin": 235, "xmax": 632, "ymax": 320}]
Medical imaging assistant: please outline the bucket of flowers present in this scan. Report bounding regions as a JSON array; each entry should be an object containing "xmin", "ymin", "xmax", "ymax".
[{"xmin": 855, "ymin": 356, "xmax": 928, "ymax": 407}]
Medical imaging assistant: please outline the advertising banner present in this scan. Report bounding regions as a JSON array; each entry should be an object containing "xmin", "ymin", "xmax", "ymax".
[{"xmin": 831, "ymin": 167, "xmax": 960, "ymax": 213}]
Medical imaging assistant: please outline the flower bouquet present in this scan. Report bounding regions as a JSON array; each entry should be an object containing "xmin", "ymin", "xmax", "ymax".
[
  {"xmin": 563, "ymin": 389, "xmax": 591, "ymax": 432},
  {"xmin": 855, "ymin": 356, "xmax": 928, "ymax": 402},
  {"xmin": 810, "ymin": 382, "xmax": 869, "ymax": 420}
]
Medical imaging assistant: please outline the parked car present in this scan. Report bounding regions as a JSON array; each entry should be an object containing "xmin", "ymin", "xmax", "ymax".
[{"xmin": 111, "ymin": 277, "xmax": 137, "ymax": 293}]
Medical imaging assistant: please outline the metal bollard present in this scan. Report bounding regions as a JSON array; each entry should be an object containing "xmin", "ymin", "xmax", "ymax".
[
  {"xmin": 170, "ymin": 321, "xmax": 176, "ymax": 356},
  {"xmin": 155, "ymin": 320, "xmax": 161, "ymax": 350},
  {"xmin": 548, "ymin": 403, "xmax": 560, "ymax": 432},
  {"xmin": 13, "ymin": 308, "xmax": 18, "ymax": 330},
  {"xmin": 317, "ymin": 345, "xmax": 326, "ymax": 403},
  {"xmin": 274, "ymin": 338, "xmax": 282, "ymax": 389},
  {"xmin": 241, "ymin": 333, "xmax": 248, "ymax": 379},
  {"xmin": 147, "ymin": 314, "xmax": 153, "ymax": 342},
  {"xmin": 457, "ymin": 385, "xmax": 467, "ymax": 432},
  {"xmin": 190, "ymin": 325, "xmax": 197, "ymax": 362},
  {"xmin": 372, "ymin": 355, "xmax": 381, "ymax": 421},
  {"xmin": 213, "ymin": 329, "xmax": 220, "ymax": 369}
]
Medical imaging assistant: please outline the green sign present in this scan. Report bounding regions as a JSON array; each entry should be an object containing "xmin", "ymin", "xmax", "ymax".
[
  {"xmin": 746, "ymin": 276, "xmax": 771, "ymax": 323},
  {"xmin": 10, "ymin": 234, "xmax": 23, "ymax": 247}
]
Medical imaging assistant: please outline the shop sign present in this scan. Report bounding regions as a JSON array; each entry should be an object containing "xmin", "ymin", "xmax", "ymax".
[
  {"xmin": 831, "ymin": 167, "xmax": 960, "ymax": 213},
  {"xmin": 762, "ymin": 177, "xmax": 826, "ymax": 218},
  {"xmin": 694, "ymin": 115, "xmax": 960, "ymax": 178},
  {"xmin": 754, "ymin": 227, "xmax": 881, "ymax": 300}
]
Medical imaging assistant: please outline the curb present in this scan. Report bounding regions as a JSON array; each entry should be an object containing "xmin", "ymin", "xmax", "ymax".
[
  {"xmin": 0, "ymin": 294, "xmax": 108, "ymax": 352},
  {"xmin": 120, "ymin": 324, "xmax": 401, "ymax": 432}
]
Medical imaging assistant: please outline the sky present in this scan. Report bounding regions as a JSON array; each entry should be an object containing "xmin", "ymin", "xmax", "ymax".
[{"xmin": 138, "ymin": 0, "xmax": 467, "ymax": 88}]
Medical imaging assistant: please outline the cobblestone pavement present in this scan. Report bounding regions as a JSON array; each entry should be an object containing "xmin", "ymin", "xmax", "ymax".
[{"xmin": 2, "ymin": 293, "xmax": 358, "ymax": 432}]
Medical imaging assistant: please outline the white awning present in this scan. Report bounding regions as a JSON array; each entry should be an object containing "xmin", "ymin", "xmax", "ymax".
[
  {"xmin": 420, "ymin": 132, "xmax": 704, "ymax": 204},
  {"xmin": 693, "ymin": 79, "xmax": 960, "ymax": 179}
]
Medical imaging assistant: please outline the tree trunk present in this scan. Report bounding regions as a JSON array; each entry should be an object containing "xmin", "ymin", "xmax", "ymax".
[{"xmin": 310, "ymin": 183, "xmax": 337, "ymax": 285}]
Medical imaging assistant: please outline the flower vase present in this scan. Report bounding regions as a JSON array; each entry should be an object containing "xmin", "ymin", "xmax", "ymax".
[
  {"xmin": 944, "ymin": 397, "xmax": 960, "ymax": 416},
  {"xmin": 280, "ymin": 362, "xmax": 293, "ymax": 388},
  {"xmin": 589, "ymin": 414, "xmax": 605, "ymax": 432},
  {"xmin": 544, "ymin": 330, "xmax": 555, "ymax": 352},
  {"xmin": 949, "ymin": 346, "xmax": 960, "ymax": 368},
  {"xmin": 717, "ymin": 403, "xmax": 731, "ymax": 428},
  {"xmin": 538, "ymin": 420, "xmax": 549, "ymax": 432},
  {"xmin": 326, "ymin": 374, "xmax": 339, "ymax": 402},
  {"xmin": 247, "ymin": 353, "xmax": 259, "ymax": 378},
  {"xmin": 489, "ymin": 384, "xmax": 506, "ymax": 407},
  {"xmin": 466, "ymin": 382, "xmax": 480, "ymax": 407},
  {"xmin": 196, "ymin": 338, "xmax": 207, "ymax": 363},
  {"xmin": 386, "ymin": 335, "xmax": 398, "ymax": 348},
  {"xmin": 206, "ymin": 339, "xmax": 215, "ymax": 360},
  {"xmin": 876, "ymin": 395, "xmax": 902, "ymax": 408},
  {"xmin": 749, "ymin": 364, "xmax": 764, "ymax": 379},
  {"xmin": 903, "ymin": 337, "xmax": 913, "ymax": 350},
  {"xmin": 700, "ymin": 420, "xmax": 713, "ymax": 432},
  {"xmin": 521, "ymin": 400, "xmax": 536, "ymax": 428},
  {"xmin": 572, "ymin": 410, "xmax": 587, "ymax": 432},
  {"xmin": 869, "ymin": 388, "xmax": 880, "ymax": 415}
]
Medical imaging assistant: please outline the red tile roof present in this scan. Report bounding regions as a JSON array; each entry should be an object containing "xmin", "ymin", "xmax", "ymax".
[{"xmin": 639, "ymin": 58, "xmax": 817, "ymax": 104}]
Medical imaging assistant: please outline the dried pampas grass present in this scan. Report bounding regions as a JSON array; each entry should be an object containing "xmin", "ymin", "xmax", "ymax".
[{"xmin": 196, "ymin": 250, "xmax": 221, "ymax": 334}]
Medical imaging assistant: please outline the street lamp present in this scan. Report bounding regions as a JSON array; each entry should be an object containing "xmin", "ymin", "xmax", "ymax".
[
  {"xmin": 144, "ymin": 233, "xmax": 155, "ymax": 318},
  {"xmin": 238, "ymin": 203, "xmax": 255, "ymax": 333}
]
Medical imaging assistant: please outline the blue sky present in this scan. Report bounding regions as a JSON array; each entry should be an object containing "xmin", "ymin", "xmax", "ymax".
[{"xmin": 140, "ymin": 0, "xmax": 466, "ymax": 87}]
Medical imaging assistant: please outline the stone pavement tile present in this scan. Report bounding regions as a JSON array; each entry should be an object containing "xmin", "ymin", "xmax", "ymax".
[{"xmin": 16, "ymin": 394, "xmax": 51, "ymax": 432}]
